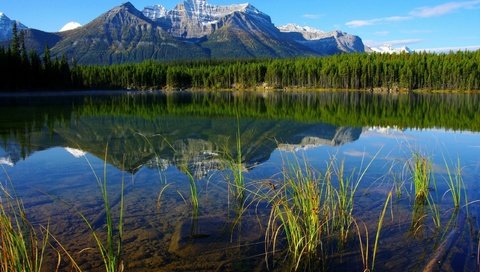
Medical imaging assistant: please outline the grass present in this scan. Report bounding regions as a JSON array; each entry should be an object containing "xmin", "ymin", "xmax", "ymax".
[
  {"xmin": 330, "ymin": 150, "xmax": 380, "ymax": 244},
  {"xmin": 332, "ymin": 161, "xmax": 361, "ymax": 243},
  {"xmin": 355, "ymin": 191, "xmax": 392, "ymax": 272},
  {"xmin": 264, "ymin": 150, "xmax": 381, "ymax": 270},
  {"xmin": 443, "ymin": 158, "xmax": 464, "ymax": 210},
  {"xmin": 0, "ymin": 188, "xmax": 53, "ymax": 272},
  {"xmin": 223, "ymin": 117, "xmax": 246, "ymax": 217},
  {"xmin": 81, "ymin": 147, "xmax": 125, "ymax": 272},
  {"xmin": 411, "ymin": 153, "xmax": 432, "ymax": 202},
  {"xmin": 371, "ymin": 191, "xmax": 392, "ymax": 272},
  {"xmin": 427, "ymin": 195, "xmax": 441, "ymax": 229},
  {"xmin": 181, "ymin": 164, "xmax": 199, "ymax": 215},
  {"xmin": 0, "ymin": 140, "xmax": 473, "ymax": 271},
  {"xmin": 266, "ymin": 162, "xmax": 324, "ymax": 271}
]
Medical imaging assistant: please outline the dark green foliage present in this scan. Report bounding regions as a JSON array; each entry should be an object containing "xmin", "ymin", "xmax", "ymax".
[
  {"xmin": 71, "ymin": 50, "xmax": 480, "ymax": 91},
  {"xmin": 0, "ymin": 43, "xmax": 73, "ymax": 91},
  {"xmin": 10, "ymin": 22, "xmax": 20, "ymax": 57},
  {"xmin": 1, "ymin": 49, "xmax": 480, "ymax": 91}
]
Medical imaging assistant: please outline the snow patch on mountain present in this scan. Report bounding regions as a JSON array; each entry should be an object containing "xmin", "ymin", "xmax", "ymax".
[
  {"xmin": 279, "ymin": 23, "xmax": 366, "ymax": 53},
  {"xmin": 143, "ymin": 0, "xmax": 270, "ymax": 38},
  {"xmin": 278, "ymin": 24, "xmax": 356, "ymax": 42},
  {"xmin": 143, "ymin": 4, "xmax": 167, "ymax": 19},
  {"xmin": 369, "ymin": 44, "xmax": 412, "ymax": 54},
  {"xmin": 278, "ymin": 24, "xmax": 328, "ymax": 40},
  {"xmin": 144, "ymin": 0, "xmax": 264, "ymax": 21},
  {"xmin": 0, "ymin": 156, "xmax": 14, "ymax": 167},
  {"xmin": 59, "ymin": 21, "xmax": 82, "ymax": 32},
  {"xmin": 64, "ymin": 147, "xmax": 86, "ymax": 158}
]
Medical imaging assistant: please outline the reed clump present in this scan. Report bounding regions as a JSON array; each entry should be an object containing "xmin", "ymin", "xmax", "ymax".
[
  {"xmin": 80, "ymin": 148, "xmax": 125, "ymax": 272},
  {"xmin": 411, "ymin": 154, "xmax": 432, "ymax": 201},
  {"xmin": 0, "ymin": 194, "xmax": 52, "ymax": 272},
  {"xmin": 443, "ymin": 158, "xmax": 464, "ymax": 210},
  {"xmin": 266, "ymin": 155, "xmax": 375, "ymax": 270},
  {"xmin": 266, "ymin": 164, "xmax": 324, "ymax": 270}
]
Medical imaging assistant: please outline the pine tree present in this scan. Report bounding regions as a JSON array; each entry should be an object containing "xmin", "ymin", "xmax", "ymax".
[{"xmin": 11, "ymin": 22, "xmax": 20, "ymax": 56}]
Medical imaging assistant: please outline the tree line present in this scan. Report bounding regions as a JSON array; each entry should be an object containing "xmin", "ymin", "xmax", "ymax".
[
  {"xmin": 0, "ymin": 23, "xmax": 74, "ymax": 90},
  {"xmin": 72, "ymin": 51, "xmax": 480, "ymax": 91},
  {"xmin": 1, "ymin": 23, "xmax": 479, "ymax": 91}
]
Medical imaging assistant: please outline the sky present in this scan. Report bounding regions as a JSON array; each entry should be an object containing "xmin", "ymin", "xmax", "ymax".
[{"xmin": 1, "ymin": 0, "xmax": 479, "ymax": 51}]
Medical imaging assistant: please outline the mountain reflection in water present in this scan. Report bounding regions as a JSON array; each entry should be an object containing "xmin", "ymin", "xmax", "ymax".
[{"xmin": 2, "ymin": 90, "xmax": 480, "ymax": 271}]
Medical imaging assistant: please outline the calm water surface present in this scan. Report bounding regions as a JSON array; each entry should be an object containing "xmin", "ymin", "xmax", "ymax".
[{"xmin": 1, "ymin": 91, "xmax": 480, "ymax": 271}]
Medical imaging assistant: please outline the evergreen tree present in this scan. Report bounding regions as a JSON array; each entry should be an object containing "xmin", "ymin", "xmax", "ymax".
[{"xmin": 11, "ymin": 22, "xmax": 20, "ymax": 56}]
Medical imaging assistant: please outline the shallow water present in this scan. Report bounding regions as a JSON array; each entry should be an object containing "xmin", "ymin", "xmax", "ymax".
[{"xmin": 1, "ymin": 90, "xmax": 480, "ymax": 271}]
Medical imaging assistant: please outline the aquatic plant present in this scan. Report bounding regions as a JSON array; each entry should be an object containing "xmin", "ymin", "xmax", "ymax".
[
  {"xmin": 266, "ymin": 161, "xmax": 325, "ymax": 270},
  {"xmin": 81, "ymin": 148, "xmax": 125, "ymax": 272},
  {"xmin": 330, "ymin": 150, "xmax": 379, "ymax": 244},
  {"xmin": 411, "ymin": 153, "xmax": 432, "ymax": 201},
  {"xmin": 0, "ymin": 189, "xmax": 53, "ymax": 272},
  {"xmin": 223, "ymin": 117, "xmax": 246, "ymax": 215},
  {"xmin": 332, "ymin": 161, "xmax": 361, "ymax": 243},
  {"xmin": 443, "ymin": 158, "xmax": 464, "ymax": 210},
  {"xmin": 410, "ymin": 199, "xmax": 427, "ymax": 238},
  {"xmin": 181, "ymin": 165, "xmax": 199, "ymax": 214},
  {"xmin": 427, "ymin": 196, "xmax": 441, "ymax": 229}
]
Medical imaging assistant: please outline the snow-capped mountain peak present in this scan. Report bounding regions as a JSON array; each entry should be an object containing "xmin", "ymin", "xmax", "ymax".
[
  {"xmin": 143, "ymin": 4, "xmax": 167, "ymax": 19},
  {"xmin": 278, "ymin": 24, "xmax": 333, "ymax": 40},
  {"xmin": 59, "ymin": 21, "xmax": 82, "ymax": 32},
  {"xmin": 369, "ymin": 44, "xmax": 412, "ymax": 54},
  {"xmin": 142, "ymin": 0, "xmax": 269, "ymax": 38},
  {"xmin": 0, "ymin": 12, "xmax": 28, "ymax": 41}
]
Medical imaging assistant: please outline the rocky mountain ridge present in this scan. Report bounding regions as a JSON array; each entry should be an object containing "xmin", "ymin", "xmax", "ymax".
[
  {"xmin": 143, "ymin": 0, "xmax": 270, "ymax": 39},
  {"xmin": 1, "ymin": 1, "xmax": 366, "ymax": 64},
  {"xmin": 0, "ymin": 12, "xmax": 27, "ymax": 41}
]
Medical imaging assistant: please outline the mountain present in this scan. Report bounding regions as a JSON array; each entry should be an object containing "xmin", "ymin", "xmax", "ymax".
[
  {"xmin": 49, "ymin": 2, "xmax": 209, "ymax": 64},
  {"xmin": 143, "ymin": 0, "xmax": 271, "ymax": 39},
  {"xmin": 144, "ymin": 0, "xmax": 316, "ymax": 58},
  {"xmin": 0, "ymin": 12, "xmax": 27, "ymax": 41},
  {"xmin": 59, "ymin": 21, "xmax": 82, "ymax": 32},
  {"xmin": 278, "ymin": 24, "xmax": 366, "ymax": 55},
  {"xmin": 22, "ymin": 29, "xmax": 62, "ymax": 53},
  {"xmin": 201, "ymin": 9, "xmax": 316, "ymax": 58},
  {"xmin": 9, "ymin": 1, "xmax": 365, "ymax": 64}
]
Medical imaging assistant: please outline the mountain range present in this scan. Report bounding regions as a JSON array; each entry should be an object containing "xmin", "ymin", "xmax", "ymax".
[{"xmin": 0, "ymin": 0, "xmax": 367, "ymax": 64}]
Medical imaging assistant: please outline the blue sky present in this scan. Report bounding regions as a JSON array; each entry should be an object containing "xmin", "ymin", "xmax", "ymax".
[{"xmin": 1, "ymin": 0, "xmax": 479, "ymax": 50}]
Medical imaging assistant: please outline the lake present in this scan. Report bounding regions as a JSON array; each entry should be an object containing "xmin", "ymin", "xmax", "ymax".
[{"xmin": 1, "ymin": 90, "xmax": 480, "ymax": 271}]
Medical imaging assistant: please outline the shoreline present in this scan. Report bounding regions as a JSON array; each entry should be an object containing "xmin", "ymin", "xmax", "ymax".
[{"xmin": 0, "ymin": 87, "xmax": 479, "ymax": 97}]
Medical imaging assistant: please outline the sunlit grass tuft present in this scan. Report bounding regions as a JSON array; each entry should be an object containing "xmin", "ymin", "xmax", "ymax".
[
  {"xmin": 0, "ymin": 170, "xmax": 61, "ymax": 272},
  {"xmin": 81, "ymin": 147, "xmax": 125, "ymax": 272},
  {"xmin": 443, "ymin": 158, "xmax": 465, "ymax": 210},
  {"xmin": 266, "ymin": 162, "xmax": 324, "ymax": 270},
  {"xmin": 411, "ymin": 153, "xmax": 432, "ymax": 201}
]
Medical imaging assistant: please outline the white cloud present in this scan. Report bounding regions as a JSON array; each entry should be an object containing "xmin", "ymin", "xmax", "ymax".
[
  {"xmin": 346, "ymin": 16, "xmax": 411, "ymax": 28},
  {"xmin": 401, "ymin": 29, "xmax": 433, "ymax": 34},
  {"xmin": 410, "ymin": 0, "xmax": 480, "ymax": 17},
  {"xmin": 374, "ymin": 31, "xmax": 390, "ymax": 36},
  {"xmin": 346, "ymin": 0, "xmax": 480, "ymax": 28},
  {"xmin": 303, "ymin": 14, "xmax": 322, "ymax": 20},
  {"xmin": 365, "ymin": 38, "xmax": 423, "ymax": 48},
  {"xmin": 346, "ymin": 20, "xmax": 373, "ymax": 28}
]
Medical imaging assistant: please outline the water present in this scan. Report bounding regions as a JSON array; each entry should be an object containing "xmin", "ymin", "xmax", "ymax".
[{"xmin": 1, "ymin": 90, "xmax": 480, "ymax": 271}]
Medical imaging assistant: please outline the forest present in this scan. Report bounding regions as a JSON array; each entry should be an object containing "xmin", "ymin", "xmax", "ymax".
[{"xmin": 1, "ymin": 26, "xmax": 480, "ymax": 91}]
